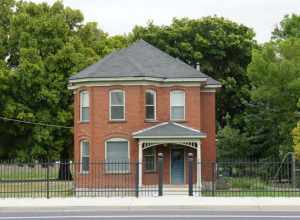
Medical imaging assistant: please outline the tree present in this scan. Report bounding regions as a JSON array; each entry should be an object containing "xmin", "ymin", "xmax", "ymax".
[
  {"xmin": 0, "ymin": 1, "xmax": 128, "ymax": 178},
  {"xmin": 130, "ymin": 17, "xmax": 256, "ymax": 127},
  {"xmin": 245, "ymin": 38, "xmax": 300, "ymax": 159},
  {"xmin": 217, "ymin": 125, "xmax": 249, "ymax": 160},
  {"xmin": 292, "ymin": 100, "xmax": 300, "ymax": 160},
  {"xmin": 272, "ymin": 14, "xmax": 300, "ymax": 40},
  {"xmin": 292, "ymin": 122, "xmax": 300, "ymax": 160}
]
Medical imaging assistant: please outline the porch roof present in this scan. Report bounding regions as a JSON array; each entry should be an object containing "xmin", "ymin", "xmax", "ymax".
[{"xmin": 132, "ymin": 122, "xmax": 206, "ymax": 139}]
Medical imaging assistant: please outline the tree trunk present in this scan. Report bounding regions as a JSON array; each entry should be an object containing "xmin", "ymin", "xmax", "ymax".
[
  {"xmin": 58, "ymin": 161, "xmax": 73, "ymax": 180},
  {"xmin": 58, "ymin": 141, "xmax": 73, "ymax": 180}
]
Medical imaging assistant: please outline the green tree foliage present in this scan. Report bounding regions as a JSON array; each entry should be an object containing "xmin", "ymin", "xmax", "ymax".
[
  {"xmin": 272, "ymin": 14, "xmax": 300, "ymax": 40},
  {"xmin": 245, "ymin": 38, "xmax": 300, "ymax": 159},
  {"xmin": 0, "ymin": 1, "xmax": 128, "ymax": 161},
  {"xmin": 130, "ymin": 17, "xmax": 256, "ymax": 127},
  {"xmin": 292, "ymin": 122, "xmax": 300, "ymax": 160},
  {"xmin": 217, "ymin": 125, "xmax": 249, "ymax": 160}
]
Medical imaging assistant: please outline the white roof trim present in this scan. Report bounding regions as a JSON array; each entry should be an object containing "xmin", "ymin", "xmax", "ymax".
[
  {"xmin": 132, "ymin": 122, "xmax": 169, "ymax": 136},
  {"xmin": 204, "ymin": 84, "xmax": 222, "ymax": 88},
  {"xmin": 172, "ymin": 122, "xmax": 202, "ymax": 133},
  {"xmin": 69, "ymin": 76, "xmax": 208, "ymax": 84},
  {"xmin": 133, "ymin": 135, "xmax": 206, "ymax": 139}
]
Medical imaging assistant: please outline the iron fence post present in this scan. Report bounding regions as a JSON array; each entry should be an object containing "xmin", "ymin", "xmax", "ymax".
[
  {"xmin": 211, "ymin": 161, "xmax": 215, "ymax": 196},
  {"xmin": 135, "ymin": 161, "xmax": 139, "ymax": 197},
  {"xmin": 291, "ymin": 153, "xmax": 296, "ymax": 189},
  {"xmin": 46, "ymin": 161, "xmax": 50, "ymax": 199},
  {"xmin": 158, "ymin": 153, "xmax": 164, "ymax": 196},
  {"xmin": 188, "ymin": 153, "xmax": 193, "ymax": 196}
]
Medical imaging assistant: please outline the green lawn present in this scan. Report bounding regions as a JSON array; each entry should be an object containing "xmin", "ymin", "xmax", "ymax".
[
  {"xmin": 0, "ymin": 164, "xmax": 72, "ymax": 180},
  {"xmin": 0, "ymin": 181, "xmax": 74, "ymax": 198},
  {"xmin": 202, "ymin": 191, "xmax": 300, "ymax": 197}
]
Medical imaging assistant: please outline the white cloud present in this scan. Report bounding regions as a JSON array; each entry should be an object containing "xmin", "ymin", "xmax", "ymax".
[{"xmin": 29, "ymin": 0, "xmax": 300, "ymax": 42}]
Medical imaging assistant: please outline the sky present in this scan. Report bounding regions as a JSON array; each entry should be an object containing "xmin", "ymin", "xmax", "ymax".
[{"xmin": 31, "ymin": 0, "xmax": 300, "ymax": 43}]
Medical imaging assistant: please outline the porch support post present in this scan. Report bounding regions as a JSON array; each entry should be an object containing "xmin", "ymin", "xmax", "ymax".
[
  {"xmin": 196, "ymin": 141, "xmax": 202, "ymax": 189},
  {"xmin": 138, "ymin": 141, "xmax": 143, "ymax": 187}
]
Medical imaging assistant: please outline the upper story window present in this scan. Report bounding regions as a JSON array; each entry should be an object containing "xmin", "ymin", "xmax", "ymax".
[
  {"xmin": 80, "ymin": 139, "xmax": 89, "ymax": 173},
  {"xmin": 105, "ymin": 138, "xmax": 129, "ymax": 173},
  {"xmin": 170, "ymin": 90, "xmax": 185, "ymax": 121},
  {"xmin": 109, "ymin": 90, "xmax": 125, "ymax": 121},
  {"xmin": 80, "ymin": 91, "xmax": 89, "ymax": 122},
  {"xmin": 145, "ymin": 90, "xmax": 156, "ymax": 120}
]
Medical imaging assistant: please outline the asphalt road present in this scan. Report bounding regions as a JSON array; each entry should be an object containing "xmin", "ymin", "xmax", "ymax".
[{"xmin": 1, "ymin": 207, "xmax": 300, "ymax": 220}]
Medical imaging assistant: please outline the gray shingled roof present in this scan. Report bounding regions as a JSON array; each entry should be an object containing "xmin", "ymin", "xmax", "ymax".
[
  {"xmin": 69, "ymin": 39, "xmax": 220, "ymax": 86},
  {"xmin": 132, "ymin": 122, "xmax": 206, "ymax": 138}
]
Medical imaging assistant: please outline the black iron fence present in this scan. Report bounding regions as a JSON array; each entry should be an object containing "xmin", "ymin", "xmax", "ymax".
[
  {"xmin": 192, "ymin": 160, "xmax": 300, "ymax": 197},
  {"xmin": 0, "ymin": 154, "xmax": 299, "ymax": 198}
]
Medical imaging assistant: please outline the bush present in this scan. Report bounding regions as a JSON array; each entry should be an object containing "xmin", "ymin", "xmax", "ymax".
[{"xmin": 217, "ymin": 125, "xmax": 250, "ymax": 160}]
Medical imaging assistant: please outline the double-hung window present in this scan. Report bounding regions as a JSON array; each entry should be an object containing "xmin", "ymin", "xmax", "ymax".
[
  {"xmin": 105, "ymin": 138, "xmax": 129, "ymax": 173},
  {"xmin": 170, "ymin": 90, "xmax": 185, "ymax": 121},
  {"xmin": 144, "ymin": 148, "xmax": 156, "ymax": 172},
  {"xmin": 80, "ymin": 91, "xmax": 89, "ymax": 122},
  {"xmin": 110, "ymin": 90, "xmax": 125, "ymax": 120},
  {"xmin": 80, "ymin": 140, "xmax": 89, "ymax": 173},
  {"xmin": 145, "ymin": 90, "xmax": 156, "ymax": 120}
]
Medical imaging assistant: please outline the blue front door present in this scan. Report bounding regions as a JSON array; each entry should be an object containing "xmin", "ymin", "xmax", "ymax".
[{"xmin": 171, "ymin": 149, "xmax": 184, "ymax": 184}]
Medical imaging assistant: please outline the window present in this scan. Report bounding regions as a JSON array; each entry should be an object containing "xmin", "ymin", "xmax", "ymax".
[
  {"xmin": 170, "ymin": 90, "xmax": 185, "ymax": 120},
  {"xmin": 145, "ymin": 90, "xmax": 156, "ymax": 120},
  {"xmin": 80, "ymin": 91, "xmax": 89, "ymax": 122},
  {"xmin": 144, "ymin": 148, "xmax": 156, "ymax": 172},
  {"xmin": 105, "ymin": 138, "xmax": 129, "ymax": 173},
  {"xmin": 110, "ymin": 90, "xmax": 125, "ymax": 120},
  {"xmin": 80, "ymin": 140, "xmax": 89, "ymax": 173}
]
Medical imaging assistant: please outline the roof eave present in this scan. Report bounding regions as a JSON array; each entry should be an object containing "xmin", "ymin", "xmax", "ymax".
[
  {"xmin": 68, "ymin": 77, "xmax": 208, "ymax": 90},
  {"xmin": 132, "ymin": 135, "xmax": 207, "ymax": 139}
]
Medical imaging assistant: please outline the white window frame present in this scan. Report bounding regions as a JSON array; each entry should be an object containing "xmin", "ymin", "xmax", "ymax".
[
  {"xmin": 80, "ymin": 139, "xmax": 89, "ymax": 174},
  {"xmin": 145, "ymin": 90, "xmax": 156, "ymax": 121},
  {"xmin": 79, "ymin": 90, "xmax": 89, "ymax": 122},
  {"xmin": 109, "ymin": 90, "xmax": 125, "ymax": 121},
  {"xmin": 105, "ymin": 138, "xmax": 130, "ymax": 173},
  {"xmin": 144, "ymin": 148, "xmax": 156, "ymax": 172},
  {"xmin": 170, "ymin": 90, "xmax": 185, "ymax": 121}
]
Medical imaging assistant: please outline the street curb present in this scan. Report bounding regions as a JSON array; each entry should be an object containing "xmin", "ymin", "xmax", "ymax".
[{"xmin": 1, "ymin": 197, "xmax": 300, "ymax": 210}]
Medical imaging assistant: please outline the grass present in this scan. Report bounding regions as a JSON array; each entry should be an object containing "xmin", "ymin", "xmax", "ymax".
[
  {"xmin": 0, "ymin": 180, "xmax": 74, "ymax": 198},
  {"xmin": 0, "ymin": 164, "xmax": 73, "ymax": 180},
  {"xmin": 228, "ymin": 177, "xmax": 270, "ymax": 190},
  {"xmin": 202, "ymin": 191, "xmax": 300, "ymax": 197}
]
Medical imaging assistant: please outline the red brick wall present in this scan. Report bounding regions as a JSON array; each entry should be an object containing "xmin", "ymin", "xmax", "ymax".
[
  {"xmin": 73, "ymin": 85, "xmax": 216, "ymax": 184},
  {"xmin": 200, "ymin": 91, "xmax": 217, "ymax": 181}
]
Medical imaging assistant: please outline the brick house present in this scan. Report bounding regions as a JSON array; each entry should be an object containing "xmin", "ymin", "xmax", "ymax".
[{"xmin": 68, "ymin": 40, "xmax": 221, "ymax": 188}]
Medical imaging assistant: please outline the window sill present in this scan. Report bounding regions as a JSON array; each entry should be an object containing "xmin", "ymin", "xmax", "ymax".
[
  {"xmin": 170, "ymin": 120, "xmax": 187, "ymax": 123},
  {"xmin": 144, "ymin": 119, "xmax": 158, "ymax": 123},
  {"xmin": 105, "ymin": 171, "xmax": 130, "ymax": 175},
  {"xmin": 108, "ymin": 120, "xmax": 127, "ymax": 123},
  {"xmin": 79, "ymin": 121, "xmax": 89, "ymax": 124},
  {"xmin": 144, "ymin": 170, "xmax": 157, "ymax": 174}
]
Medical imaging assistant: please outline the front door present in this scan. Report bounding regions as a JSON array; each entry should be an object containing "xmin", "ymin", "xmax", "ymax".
[{"xmin": 171, "ymin": 149, "xmax": 184, "ymax": 184}]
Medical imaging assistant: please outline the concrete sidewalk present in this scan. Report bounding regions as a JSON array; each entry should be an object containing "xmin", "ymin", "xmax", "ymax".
[{"xmin": 1, "ymin": 197, "xmax": 300, "ymax": 210}]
